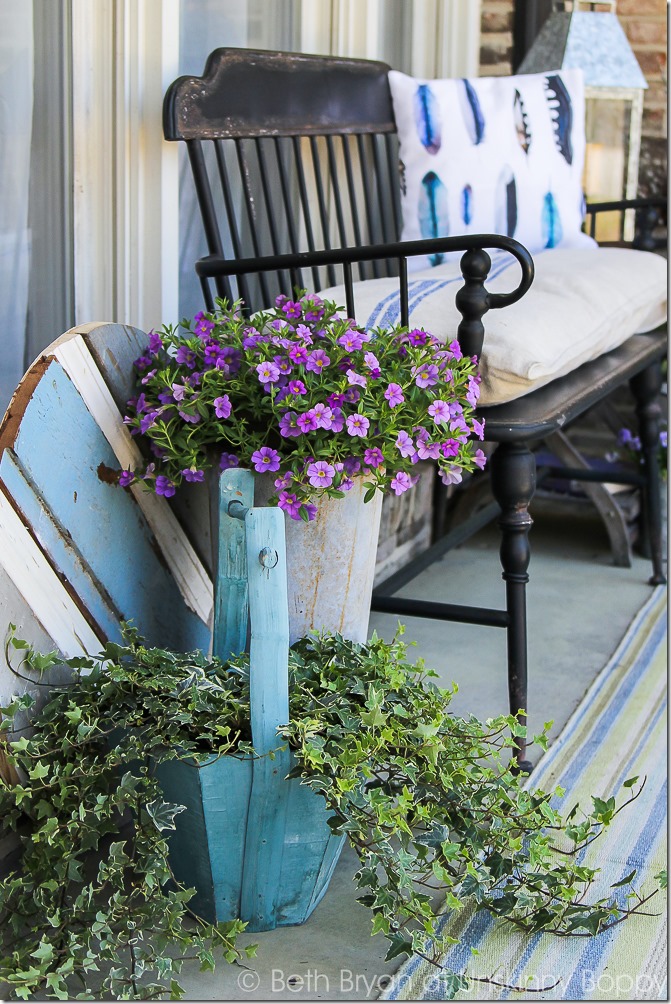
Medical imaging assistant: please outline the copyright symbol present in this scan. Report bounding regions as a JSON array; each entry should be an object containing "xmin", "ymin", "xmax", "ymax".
[{"xmin": 238, "ymin": 970, "xmax": 261, "ymax": 992}]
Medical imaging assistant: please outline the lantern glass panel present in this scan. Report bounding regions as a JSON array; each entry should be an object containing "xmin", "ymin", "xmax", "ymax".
[{"xmin": 583, "ymin": 96, "xmax": 632, "ymax": 241}]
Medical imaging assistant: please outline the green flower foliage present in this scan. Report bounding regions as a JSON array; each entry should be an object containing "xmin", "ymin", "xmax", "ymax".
[{"xmin": 0, "ymin": 627, "xmax": 658, "ymax": 999}]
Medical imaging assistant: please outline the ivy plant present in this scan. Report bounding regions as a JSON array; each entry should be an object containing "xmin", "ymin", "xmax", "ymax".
[{"xmin": 0, "ymin": 626, "xmax": 664, "ymax": 1000}]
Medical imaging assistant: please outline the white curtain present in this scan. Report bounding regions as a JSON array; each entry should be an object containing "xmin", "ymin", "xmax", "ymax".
[{"xmin": 0, "ymin": 3, "xmax": 33, "ymax": 413}]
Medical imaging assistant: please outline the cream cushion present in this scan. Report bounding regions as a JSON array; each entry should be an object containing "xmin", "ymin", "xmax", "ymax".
[{"xmin": 318, "ymin": 247, "xmax": 667, "ymax": 407}]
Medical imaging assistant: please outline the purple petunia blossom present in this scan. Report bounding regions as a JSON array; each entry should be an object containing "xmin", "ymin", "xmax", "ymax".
[
  {"xmin": 346, "ymin": 369, "xmax": 367, "ymax": 388},
  {"xmin": 345, "ymin": 414, "xmax": 370, "ymax": 438},
  {"xmin": 216, "ymin": 347, "xmax": 242, "ymax": 375},
  {"xmin": 278, "ymin": 491, "xmax": 302, "ymax": 519},
  {"xmin": 448, "ymin": 339, "xmax": 463, "ymax": 361},
  {"xmin": 364, "ymin": 447, "xmax": 384, "ymax": 469},
  {"xmin": 148, "ymin": 330, "xmax": 163, "ymax": 354},
  {"xmin": 282, "ymin": 300, "xmax": 303, "ymax": 320},
  {"xmin": 364, "ymin": 350, "xmax": 380, "ymax": 369},
  {"xmin": 204, "ymin": 342, "xmax": 224, "ymax": 367},
  {"xmin": 135, "ymin": 392, "xmax": 148, "ymax": 413},
  {"xmin": 472, "ymin": 417, "xmax": 485, "ymax": 440},
  {"xmin": 344, "ymin": 388, "xmax": 360, "ymax": 405},
  {"xmin": 407, "ymin": 328, "xmax": 428, "ymax": 347},
  {"xmin": 474, "ymin": 449, "xmax": 487, "ymax": 470},
  {"xmin": 219, "ymin": 452, "xmax": 240, "ymax": 470},
  {"xmin": 134, "ymin": 354, "xmax": 153, "ymax": 373},
  {"xmin": 175, "ymin": 346, "xmax": 197, "ymax": 369},
  {"xmin": 155, "ymin": 475, "xmax": 176, "ymax": 498},
  {"xmin": 384, "ymin": 383, "xmax": 404, "ymax": 407},
  {"xmin": 413, "ymin": 363, "xmax": 439, "ymax": 388},
  {"xmin": 177, "ymin": 410, "xmax": 201, "ymax": 425},
  {"xmin": 307, "ymin": 460, "xmax": 336, "ymax": 488},
  {"xmin": 390, "ymin": 471, "xmax": 412, "ymax": 495},
  {"xmin": 338, "ymin": 332, "xmax": 364, "ymax": 352},
  {"xmin": 256, "ymin": 360, "xmax": 280, "ymax": 384},
  {"xmin": 416, "ymin": 437, "xmax": 441, "ymax": 461},
  {"xmin": 214, "ymin": 395, "xmax": 232, "ymax": 420},
  {"xmin": 118, "ymin": 470, "xmax": 134, "ymax": 488},
  {"xmin": 342, "ymin": 457, "xmax": 362, "ymax": 475},
  {"xmin": 428, "ymin": 400, "xmax": 450, "ymax": 424},
  {"xmin": 172, "ymin": 383, "xmax": 186, "ymax": 402},
  {"xmin": 661, "ymin": 431, "xmax": 668, "ymax": 448},
  {"xmin": 441, "ymin": 439, "xmax": 460, "ymax": 458},
  {"xmin": 279, "ymin": 412, "xmax": 301, "ymax": 438},
  {"xmin": 193, "ymin": 312, "xmax": 215, "ymax": 339},
  {"xmin": 289, "ymin": 345, "xmax": 309, "ymax": 365},
  {"xmin": 274, "ymin": 472, "xmax": 293, "ymax": 491},
  {"xmin": 182, "ymin": 467, "xmax": 205, "ymax": 483},
  {"xmin": 288, "ymin": 379, "xmax": 307, "ymax": 396},
  {"xmin": 396, "ymin": 431, "xmax": 415, "ymax": 458},
  {"xmin": 303, "ymin": 503, "xmax": 318, "ymax": 521},
  {"xmin": 295, "ymin": 324, "xmax": 313, "ymax": 343},
  {"xmin": 251, "ymin": 447, "xmax": 281, "ymax": 473},
  {"xmin": 140, "ymin": 411, "xmax": 160, "ymax": 434},
  {"xmin": 306, "ymin": 349, "xmax": 331, "ymax": 373},
  {"xmin": 297, "ymin": 410, "xmax": 319, "ymax": 434},
  {"xmin": 440, "ymin": 465, "xmax": 463, "ymax": 486},
  {"xmin": 330, "ymin": 408, "xmax": 345, "ymax": 433},
  {"xmin": 312, "ymin": 403, "xmax": 334, "ymax": 429},
  {"xmin": 157, "ymin": 389, "xmax": 174, "ymax": 405},
  {"xmin": 274, "ymin": 355, "xmax": 293, "ymax": 376}
]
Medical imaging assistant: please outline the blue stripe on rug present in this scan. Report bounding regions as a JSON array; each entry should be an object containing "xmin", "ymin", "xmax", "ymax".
[{"xmin": 382, "ymin": 586, "xmax": 667, "ymax": 1001}]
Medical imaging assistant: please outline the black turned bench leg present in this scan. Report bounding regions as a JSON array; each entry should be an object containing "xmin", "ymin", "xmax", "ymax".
[
  {"xmin": 630, "ymin": 362, "xmax": 667, "ymax": 586},
  {"xmin": 490, "ymin": 442, "xmax": 536, "ymax": 773}
]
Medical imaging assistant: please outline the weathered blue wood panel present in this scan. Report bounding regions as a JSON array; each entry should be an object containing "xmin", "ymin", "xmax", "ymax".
[
  {"xmin": 212, "ymin": 468, "xmax": 255, "ymax": 661},
  {"xmin": 9, "ymin": 360, "xmax": 208, "ymax": 653}
]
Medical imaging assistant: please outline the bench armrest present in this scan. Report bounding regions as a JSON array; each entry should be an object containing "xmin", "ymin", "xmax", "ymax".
[{"xmin": 584, "ymin": 196, "xmax": 667, "ymax": 250}]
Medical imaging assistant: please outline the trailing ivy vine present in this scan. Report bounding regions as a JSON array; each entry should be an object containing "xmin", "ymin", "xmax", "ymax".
[{"xmin": 0, "ymin": 627, "xmax": 664, "ymax": 999}]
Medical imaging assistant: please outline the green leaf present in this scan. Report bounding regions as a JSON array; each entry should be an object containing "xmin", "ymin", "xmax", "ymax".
[
  {"xmin": 611, "ymin": 869, "xmax": 637, "ymax": 888},
  {"xmin": 146, "ymin": 799, "xmax": 187, "ymax": 832}
]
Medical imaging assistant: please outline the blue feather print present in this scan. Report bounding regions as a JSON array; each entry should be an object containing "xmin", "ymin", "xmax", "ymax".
[
  {"xmin": 459, "ymin": 79, "xmax": 485, "ymax": 145},
  {"xmin": 495, "ymin": 167, "xmax": 517, "ymax": 237},
  {"xmin": 544, "ymin": 75, "xmax": 573, "ymax": 165},
  {"xmin": 419, "ymin": 171, "xmax": 449, "ymax": 266},
  {"xmin": 542, "ymin": 192, "xmax": 563, "ymax": 247},
  {"xmin": 414, "ymin": 84, "xmax": 442, "ymax": 154},
  {"xmin": 461, "ymin": 184, "xmax": 473, "ymax": 226}
]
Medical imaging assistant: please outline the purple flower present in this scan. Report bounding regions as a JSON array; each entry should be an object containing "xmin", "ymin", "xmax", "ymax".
[
  {"xmin": 134, "ymin": 353, "xmax": 153, "ymax": 373},
  {"xmin": 274, "ymin": 355, "xmax": 293, "ymax": 376},
  {"xmin": 448, "ymin": 339, "xmax": 463, "ymax": 361},
  {"xmin": 289, "ymin": 345, "xmax": 309, "ymax": 365},
  {"xmin": 288, "ymin": 379, "xmax": 307, "ymax": 396},
  {"xmin": 219, "ymin": 452, "xmax": 240, "ymax": 470},
  {"xmin": 178, "ymin": 410, "xmax": 201, "ymax": 425},
  {"xmin": 251, "ymin": 447, "xmax": 281, "ymax": 473},
  {"xmin": 140, "ymin": 411, "xmax": 160, "ymax": 434},
  {"xmin": 278, "ymin": 491, "xmax": 302, "ymax": 519},
  {"xmin": 413, "ymin": 363, "xmax": 439, "ymax": 388},
  {"xmin": 182, "ymin": 467, "xmax": 205, "ymax": 483},
  {"xmin": 441, "ymin": 439, "xmax": 460, "ymax": 458},
  {"xmin": 279, "ymin": 412, "xmax": 301, "ymax": 438},
  {"xmin": 274, "ymin": 472, "xmax": 293, "ymax": 491},
  {"xmin": 346, "ymin": 414, "xmax": 370, "ymax": 438},
  {"xmin": 346, "ymin": 369, "xmax": 367, "ymax": 388},
  {"xmin": 407, "ymin": 328, "xmax": 428, "ymax": 347},
  {"xmin": 338, "ymin": 332, "xmax": 364, "ymax": 352},
  {"xmin": 428, "ymin": 400, "xmax": 450, "ymax": 424},
  {"xmin": 440, "ymin": 465, "xmax": 463, "ymax": 486},
  {"xmin": 472, "ymin": 417, "xmax": 485, "ymax": 440},
  {"xmin": 148, "ymin": 330, "xmax": 163, "ymax": 354},
  {"xmin": 175, "ymin": 346, "xmax": 197, "ymax": 370},
  {"xmin": 396, "ymin": 431, "xmax": 415, "ymax": 458},
  {"xmin": 295, "ymin": 324, "xmax": 313, "ymax": 342},
  {"xmin": 155, "ymin": 475, "xmax": 176, "ymax": 498},
  {"xmin": 312, "ymin": 403, "xmax": 334, "ymax": 429},
  {"xmin": 157, "ymin": 389, "xmax": 174, "ymax": 405},
  {"xmin": 474, "ymin": 449, "xmax": 487, "ymax": 470},
  {"xmin": 390, "ymin": 472, "xmax": 412, "ymax": 495},
  {"xmin": 306, "ymin": 349, "xmax": 331, "ymax": 373},
  {"xmin": 364, "ymin": 351, "xmax": 380, "ymax": 370},
  {"xmin": 344, "ymin": 388, "xmax": 360, "ymax": 405},
  {"xmin": 256, "ymin": 360, "xmax": 280, "ymax": 384},
  {"xmin": 282, "ymin": 300, "xmax": 303, "ymax": 320},
  {"xmin": 193, "ymin": 312, "xmax": 215, "ymax": 339},
  {"xmin": 303, "ymin": 503, "xmax": 318, "ymax": 522},
  {"xmin": 384, "ymin": 383, "xmax": 405, "ymax": 408},
  {"xmin": 297, "ymin": 410, "xmax": 319, "ymax": 434},
  {"xmin": 135, "ymin": 392, "xmax": 148, "ymax": 414},
  {"xmin": 416, "ymin": 437, "xmax": 441, "ymax": 461},
  {"xmin": 141, "ymin": 369, "xmax": 157, "ymax": 385},
  {"xmin": 216, "ymin": 347, "xmax": 242, "ymax": 375},
  {"xmin": 214, "ymin": 395, "xmax": 232, "ymax": 420},
  {"xmin": 661, "ymin": 431, "xmax": 668, "ymax": 448},
  {"xmin": 204, "ymin": 342, "xmax": 224, "ymax": 367},
  {"xmin": 343, "ymin": 457, "xmax": 362, "ymax": 475},
  {"xmin": 118, "ymin": 470, "xmax": 134, "ymax": 487},
  {"xmin": 307, "ymin": 460, "xmax": 336, "ymax": 488},
  {"xmin": 172, "ymin": 383, "xmax": 187, "ymax": 402},
  {"xmin": 364, "ymin": 447, "xmax": 384, "ymax": 469}
]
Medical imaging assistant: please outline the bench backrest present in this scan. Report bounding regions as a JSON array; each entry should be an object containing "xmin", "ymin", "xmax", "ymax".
[{"xmin": 163, "ymin": 48, "xmax": 402, "ymax": 311}]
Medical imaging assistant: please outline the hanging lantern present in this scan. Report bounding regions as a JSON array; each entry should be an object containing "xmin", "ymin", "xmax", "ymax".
[{"xmin": 519, "ymin": 0, "xmax": 647, "ymax": 241}]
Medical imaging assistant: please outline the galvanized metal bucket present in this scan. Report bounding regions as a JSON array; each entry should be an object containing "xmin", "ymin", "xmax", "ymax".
[{"xmin": 159, "ymin": 468, "xmax": 345, "ymax": 931}]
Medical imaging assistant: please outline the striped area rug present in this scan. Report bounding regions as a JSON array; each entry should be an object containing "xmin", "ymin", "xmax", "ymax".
[{"xmin": 382, "ymin": 586, "xmax": 667, "ymax": 1002}]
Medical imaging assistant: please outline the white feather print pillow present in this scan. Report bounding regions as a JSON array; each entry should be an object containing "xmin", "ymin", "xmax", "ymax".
[{"xmin": 388, "ymin": 68, "xmax": 596, "ymax": 271}]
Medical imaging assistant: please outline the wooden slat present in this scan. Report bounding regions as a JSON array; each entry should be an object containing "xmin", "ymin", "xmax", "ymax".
[
  {"xmin": 239, "ymin": 505, "xmax": 291, "ymax": 931},
  {"xmin": 9, "ymin": 358, "xmax": 209, "ymax": 653},
  {"xmin": 51, "ymin": 334, "xmax": 213, "ymax": 626},
  {"xmin": 212, "ymin": 468, "xmax": 255, "ymax": 661},
  {"xmin": 0, "ymin": 488, "xmax": 102, "ymax": 658}
]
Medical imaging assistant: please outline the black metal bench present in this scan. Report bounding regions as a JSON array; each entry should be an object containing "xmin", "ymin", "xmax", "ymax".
[{"xmin": 163, "ymin": 48, "xmax": 666, "ymax": 769}]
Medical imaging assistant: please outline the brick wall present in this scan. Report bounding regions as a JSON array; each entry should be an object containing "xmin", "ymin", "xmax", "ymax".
[{"xmin": 478, "ymin": 0, "xmax": 667, "ymax": 194}]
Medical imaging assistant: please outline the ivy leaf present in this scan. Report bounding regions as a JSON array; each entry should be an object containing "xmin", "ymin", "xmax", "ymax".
[
  {"xmin": 384, "ymin": 931, "xmax": 413, "ymax": 961},
  {"xmin": 146, "ymin": 799, "xmax": 187, "ymax": 832},
  {"xmin": 611, "ymin": 869, "xmax": 637, "ymax": 888}
]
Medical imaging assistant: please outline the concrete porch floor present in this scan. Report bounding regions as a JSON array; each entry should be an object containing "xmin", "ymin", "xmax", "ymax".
[{"xmin": 179, "ymin": 500, "xmax": 667, "ymax": 1002}]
